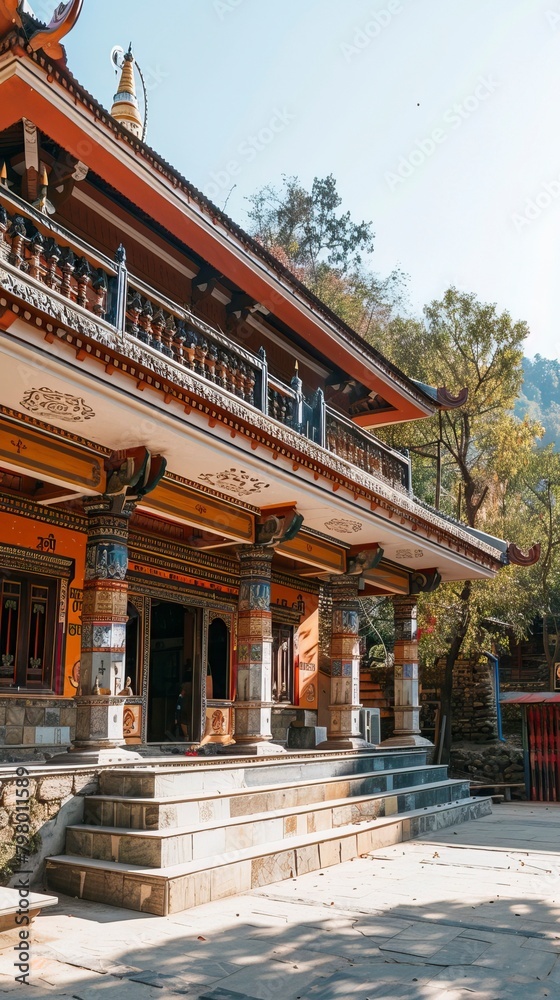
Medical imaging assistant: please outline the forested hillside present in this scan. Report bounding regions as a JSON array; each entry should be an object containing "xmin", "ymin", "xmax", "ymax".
[{"xmin": 515, "ymin": 355, "xmax": 560, "ymax": 448}]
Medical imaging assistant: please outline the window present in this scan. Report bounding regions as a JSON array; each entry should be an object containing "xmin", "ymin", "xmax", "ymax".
[
  {"xmin": 0, "ymin": 572, "xmax": 57, "ymax": 690},
  {"xmin": 272, "ymin": 623, "xmax": 294, "ymax": 703}
]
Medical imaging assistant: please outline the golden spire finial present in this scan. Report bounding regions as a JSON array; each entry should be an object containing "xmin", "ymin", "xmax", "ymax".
[{"xmin": 110, "ymin": 44, "xmax": 143, "ymax": 139}]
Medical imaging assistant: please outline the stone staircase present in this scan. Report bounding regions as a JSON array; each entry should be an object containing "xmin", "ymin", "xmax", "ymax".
[{"xmin": 45, "ymin": 749, "xmax": 491, "ymax": 916}]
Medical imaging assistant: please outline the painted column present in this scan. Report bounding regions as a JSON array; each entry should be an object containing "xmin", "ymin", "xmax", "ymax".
[
  {"xmin": 235, "ymin": 545, "xmax": 283, "ymax": 754},
  {"xmin": 53, "ymin": 495, "xmax": 140, "ymax": 764},
  {"xmin": 381, "ymin": 594, "xmax": 432, "ymax": 748},
  {"xmin": 317, "ymin": 574, "xmax": 369, "ymax": 750}
]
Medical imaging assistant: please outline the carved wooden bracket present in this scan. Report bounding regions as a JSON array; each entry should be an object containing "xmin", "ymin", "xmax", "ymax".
[
  {"xmin": 410, "ymin": 569, "xmax": 442, "ymax": 595},
  {"xmin": 256, "ymin": 505, "xmax": 303, "ymax": 547},
  {"xmin": 506, "ymin": 542, "xmax": 541, "ymax": 567},
  {"xmin": 105, "ymin": 447, "xmax": 167, "ymax": 511},
  {"xmin": 437, "ymin": 386, "xmax": 469, "ymax": 409},
  {"xmin": 347, "ymin": 545, "xmax": 384, "ymax": 576}
]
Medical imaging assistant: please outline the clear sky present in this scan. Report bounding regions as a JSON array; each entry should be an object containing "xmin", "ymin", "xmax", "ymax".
[{"xmin": 53, "ymin": 0, "xmax": 560, "ymax": 359}]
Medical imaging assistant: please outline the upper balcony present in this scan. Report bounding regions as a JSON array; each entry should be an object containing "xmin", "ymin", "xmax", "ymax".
[{"xmin": 0, "ymin": 188, "xmax": 411, "ymax": 496}]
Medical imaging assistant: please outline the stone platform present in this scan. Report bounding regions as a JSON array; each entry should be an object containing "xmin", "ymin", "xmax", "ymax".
[
  {"xmin": 5, "ymin": 803, "xmax": 560, "ymax": 998},
  {"xmin": 45, "ymin": 749, "xmax": 490, "ymax": 915}
]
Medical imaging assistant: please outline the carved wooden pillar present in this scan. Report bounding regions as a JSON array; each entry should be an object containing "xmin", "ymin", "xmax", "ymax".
[
  {"xmin": 317, "ymin": 574, "xmax": 369, "ymax": 750},
  {"xmin": 380, "ymin": 594, "xmax": 433, "ymax": 749},
  {"xmin": 234, "ymin": 546, "xmax": 284, "ymax": 754},
  {"xmin": 63, "ymin": 496, "xmax": 141, "ymax": 763}
]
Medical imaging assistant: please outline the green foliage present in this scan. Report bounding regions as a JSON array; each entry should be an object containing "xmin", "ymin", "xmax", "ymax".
[
  {"xmin": 247, "ymin": 174, "xmax": 375, "ymax": 276},
  {"xmin": 246, "ymin": 174, "xmax": 406, "ymax": 339},
  {"xmin": 515, "ymin": 355, "xmax": 560, "ymax": 449},
  {"xmin": 377, "ymin": 289, "xmax": 541, "ymax": 528}
]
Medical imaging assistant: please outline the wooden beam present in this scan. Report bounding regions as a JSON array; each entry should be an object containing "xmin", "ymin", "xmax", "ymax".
[
  {"xmin": 0, "ymin": 414, "xmax": 105, "ymax": 492},
  {"xmin": 277, "ymin": 530, "xmax": 346, "ymax": 575},
  {"xmin": 143, "ymin": 477, "xmax": 255, "ymax": 543}
]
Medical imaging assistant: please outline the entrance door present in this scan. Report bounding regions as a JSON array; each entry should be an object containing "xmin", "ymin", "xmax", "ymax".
[{"xmin": 147, "ymin": 600, "xmax": 203, "ymax": 743}]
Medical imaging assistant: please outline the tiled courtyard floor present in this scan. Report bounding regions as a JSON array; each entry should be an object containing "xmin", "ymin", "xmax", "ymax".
[{"xmin": 1, "ymin": 802, "xmax": 560, "ymax": 1000}]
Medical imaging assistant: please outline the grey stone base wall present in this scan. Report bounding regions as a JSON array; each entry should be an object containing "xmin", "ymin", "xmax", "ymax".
[
  {"xmin": 271, "ymin": 706, "xmax": 318, "ymax": 742},
  {"xmin": 0, "ymin": 766, "xmax": 99, "ymax": 886},
  {"xmin": 0, "ymin": 698, "xmax": 76, "ymax": 752}
]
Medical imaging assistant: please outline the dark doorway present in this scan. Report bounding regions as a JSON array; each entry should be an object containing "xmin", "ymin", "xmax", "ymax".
[
  {"xmin": 272, "ymin": 623, "xmax": 293, "ymax": 703},
  {"xmin": 208, "ymin": 617, "xmax": 230, "ymax": 700},
  {"xmin": 147, "ymin": 600, "xmax": 202, "ymax": 742},
  {"xmin": 125, "ymin": 601, "xmax": 139, "ymax": 695}
]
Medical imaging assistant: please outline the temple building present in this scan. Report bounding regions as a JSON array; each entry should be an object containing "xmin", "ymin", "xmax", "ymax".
[{"xmin": 0, "ymin": 1, "xmax": 537, "ymax": 767}]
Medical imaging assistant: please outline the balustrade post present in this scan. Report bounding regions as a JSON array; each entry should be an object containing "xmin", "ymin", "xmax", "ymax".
[
  {"xmin": 111, "ymin": 243, "xmax": 128, "ymax": 333},
  {"xmin": 314, "ymin": 387, "xmax": 326, "ymax": 446},
  {"xmin": 0, "ymin": 207, "xmax": 8, "ymax": 261},
  {"xmin": 8, "ymin": 215, "xmax": 26, "ymax": 269},
  {"xmin": 402, "ymin": 448, "xmax": 412, "ymax": 492},
  {"xmin": 290, "ymin": 366, "xmax": 304, "ymax": 433},
  {"xmin": 257, "ymin": 347, "xmax": 268, "ymax": 414}
]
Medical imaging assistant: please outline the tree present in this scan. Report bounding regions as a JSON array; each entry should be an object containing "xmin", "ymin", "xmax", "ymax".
[
  {"xmin": 247, "ymin": 174, "xmax": 375, "ymax": 277},
  {"xmin": 516, "ymin": 448, "xmax": 560, "ymax": 685},
  {"xmin": 514, "ymin": 355, "xmax": 560, "ymax": 449},
  {"xmin": 376, "ymin": 288, "xmax": 542, "ymax": 758},
  {"xmin": 246, "ymin": 174, "xmax": 406, "ymax": 337}
]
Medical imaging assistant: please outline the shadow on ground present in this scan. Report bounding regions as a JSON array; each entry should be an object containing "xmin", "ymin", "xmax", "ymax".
[{"xmin": 2, "ymin": 803, "xmax": 560, "ymax": 1000}]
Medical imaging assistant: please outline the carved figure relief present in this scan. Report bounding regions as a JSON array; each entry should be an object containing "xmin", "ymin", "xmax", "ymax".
[
  {"xmin": 20, "ymin": 387, "xmax": 95, "ymax": 423},
  {"xmin": 198, "ymin": 467, "xmax": 269, "ymax": 498},
  {"xmin": 211, "ymin": 709, "xmax": 226, "ymax": 734}
]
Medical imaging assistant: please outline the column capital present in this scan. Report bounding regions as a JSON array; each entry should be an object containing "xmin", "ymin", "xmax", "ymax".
[
  {"xmin": 327, "ymin": 573, "xmax": 361, "ymax": 601},
  {"xmin": 236, "ymin": 545, "xmax": 275, "ymax": 570},
  {"xmin": 82, "ymin": 494, "xmax": 137, "ymax": 522},
  {"xmin": 392, "ymin": 594, "xmax": 419, "ymax": 615}
]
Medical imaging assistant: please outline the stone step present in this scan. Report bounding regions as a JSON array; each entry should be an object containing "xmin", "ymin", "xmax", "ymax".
[
  {"xmin": 68, "ymin": 779, "xmax": 470, "ymax": 867},
  {"xmin": 46, "ymin": 795, "xmax": 492, "ymax": 916},
  {"xmin": 85, "ymin": 763, "xmax": 450, "ymax": 830},
  {"xmin": 97, "ymin": 749, "xmax": 429, "ymax": 800}
]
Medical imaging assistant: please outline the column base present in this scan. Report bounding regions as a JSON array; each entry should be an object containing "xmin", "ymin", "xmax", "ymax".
[
  {"xmin": 45, "ymin": 744, "xmax": 143, "ymax": 766},
  {"xmin": 379, "ymin": 734, "xmax": 434, "ymax": 749},
  {"xmin": 45, "ymin": 695, "xmax": 143, "ymax": 765},
  {"xmin": 316, "ymin": 736, "xmax": 374, "ymax": 751}
]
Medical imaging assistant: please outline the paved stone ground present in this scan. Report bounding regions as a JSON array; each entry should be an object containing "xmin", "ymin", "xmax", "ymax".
[{"xmin": 1, "ymin": 802, "xmax": 560, "ymax": 999}]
